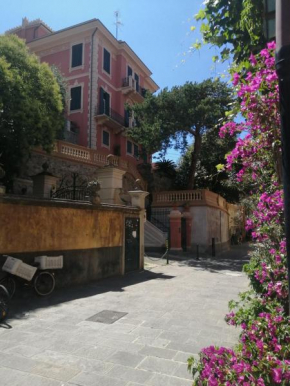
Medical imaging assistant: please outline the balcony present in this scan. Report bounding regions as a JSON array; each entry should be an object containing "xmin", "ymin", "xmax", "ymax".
[
  {"xmin": 57, "ymin": 120, "xmax": 80, "ymax": 145},
  {"xmin": 121, "ymin": 76, "xmax": 147, "ymax": 102},
  {"xmin": 96, "ymin": 106, "xmax": 125, "ymax": 130}
]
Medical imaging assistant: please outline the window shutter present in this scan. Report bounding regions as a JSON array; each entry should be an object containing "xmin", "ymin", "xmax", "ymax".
[
  {"xmin": 103, "ymin": 49, "xmax": 111, "ymax": 74},
  {"xmin": 134, "ymin": 73, "xmax": 139, "ymax": 92},
  {"xmin": 124, "ymin": 109, "xmax": 130, "ymax": 127},
  {"xmin": 99, "ymin": 88, "xmax": 104, "ymax": 114},
  {"xmin": 127, "ymin": 140, "xmax": 132, "ymax": 154},
  {"xmin": 71, "ymin": 44, "xmax": 83, "ymax": 68},
  {"xmin": 70, "ymin": 86, "xmax": 82, "ymax": 111}
]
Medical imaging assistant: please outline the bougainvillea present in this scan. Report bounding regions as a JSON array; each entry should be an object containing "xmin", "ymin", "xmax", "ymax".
[{"xmin": 188, "ymin": 42, "xmax": 290, "ymax": 385}]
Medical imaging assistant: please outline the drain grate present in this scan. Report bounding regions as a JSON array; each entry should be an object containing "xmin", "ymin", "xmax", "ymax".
[{"xmin": 86, "ymin": 310, "xmax": 128, "ymax": 324}]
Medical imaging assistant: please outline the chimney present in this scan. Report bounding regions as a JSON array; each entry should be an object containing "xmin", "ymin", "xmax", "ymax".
[{"xmin": 22, "ymin": 17, "xmax": 29, "ymax": 27}]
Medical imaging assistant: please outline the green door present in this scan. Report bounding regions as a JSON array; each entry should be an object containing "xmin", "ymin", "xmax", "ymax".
[{"xmin": 125, "ymin": 217, "xmax": 140, "ymax": 273}]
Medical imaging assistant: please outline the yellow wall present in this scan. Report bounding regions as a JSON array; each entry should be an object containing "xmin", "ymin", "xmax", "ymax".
[{"xmin": 0, "ymin": 201, "xmax": 124, "ymax": 254}]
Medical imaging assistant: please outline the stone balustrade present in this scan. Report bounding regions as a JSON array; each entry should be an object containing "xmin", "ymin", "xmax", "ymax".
[
  {"xmin": 34, "ymin": 140, "xmax": 143, "ymax": 182},
  {"xmin": 152, "ymin": 189, "xmax": 228, "ymax": 212}
]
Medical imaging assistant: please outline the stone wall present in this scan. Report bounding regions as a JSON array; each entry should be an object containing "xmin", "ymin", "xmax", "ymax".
[{"xmin": 15, "ymin": 152, "xmax": 138, "ymax": 197}]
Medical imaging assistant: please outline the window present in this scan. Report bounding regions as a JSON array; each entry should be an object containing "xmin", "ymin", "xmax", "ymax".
[
  {"xmin": 134, "ymin": 73, "xmax": 139, "ymax": 92},
  {"xmin": 127, "ymin": 66, "xmax": 133, "ymax": 77},
  {"xmin": 99, "ymin": 88, "xmax": 110, "ymax": 115},
  {"xmin": 134, "ymin": 144, "xmax": 139, "ymax": 158},
  {"xmin": 102, "ymin": 130, "xmax": 110, "ymax": 147},
  {"xmin": 71, "ymin": 43, "xmax": 83, "ymax": 68},
  {"xmin": 127, "ymin": 140, "xmax": 139, "ymax": 157},
  {"xmin": 70, "ymin": 86, "xmax": 82, "ymax": 111},
  {"xmin": 127, "ymin": 140, "xmax": 133, "ymax": 154},
  {"xmin": 266, "ymin": 0, "xmax": 275, "ymax": 12},
  {"xmin": 103, "ymin": 48, "xmax": 111, "ymax": 74},
  {"xmin": 124, "ymin": 108, "xmax": 130, "ymax": 127}
]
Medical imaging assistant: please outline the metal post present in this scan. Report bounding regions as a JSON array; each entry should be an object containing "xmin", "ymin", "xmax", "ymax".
[
  {"xmin": 275, "ymin": 0, "xmax": 290, "ymax": 314},
  {"xmin": 212, "ymin": 238, "xmax": 215, "ymax": 257},
  {"xmin": 196, "ymin": 244, "xmax": 199, "ymax": 260}
]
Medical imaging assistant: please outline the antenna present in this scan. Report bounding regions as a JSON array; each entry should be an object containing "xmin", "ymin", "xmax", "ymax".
[{"xmin": 114, "ymin": 10, "xmax": 123, "ymax": 40}]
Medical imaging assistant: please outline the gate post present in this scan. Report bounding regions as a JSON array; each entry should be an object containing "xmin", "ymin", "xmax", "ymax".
[
  {"xmin": 182, "ymin": 206, "xmax": 192, "ymax": 250},
  {"xmin": 169, "ymin": 205, "xmax": 182, "ymax": 251},
  {"xmin": 31, "ymin": 163, "xmax": 58, "ymax": 198},
  {"xmin": 97, "ymin": 166, "xmax": 126, "ymax": 204},
  {"xmin": 128, "ymin": 190, "xmax": 149, "ymax": 271}
]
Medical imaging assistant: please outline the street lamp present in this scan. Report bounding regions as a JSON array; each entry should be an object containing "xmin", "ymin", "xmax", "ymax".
[{"xmin": 275, "ymin": 0, "xmax": 290, "ymax": 314}]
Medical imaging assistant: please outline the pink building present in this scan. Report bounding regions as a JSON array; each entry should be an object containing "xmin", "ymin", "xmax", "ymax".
[{"xmin": 6, "ymin": 18, "xmax": 158, "ymax": 179}]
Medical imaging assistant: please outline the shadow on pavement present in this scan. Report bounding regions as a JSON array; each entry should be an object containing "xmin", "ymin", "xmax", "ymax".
[
  {"xmin": 2, "ymin": 269, "xmax": 175, "ymax": 326},
  {"xmin": 146, "ymin": 243, "xmax": 251, "ymax": 275}
]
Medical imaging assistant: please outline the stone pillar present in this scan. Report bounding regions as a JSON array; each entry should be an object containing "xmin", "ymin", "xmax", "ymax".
[
  {"xmin": 32, "ymin": 173, "xmax": 58, "ymax": 198},
  {"xmin": 128, "ymin": 190, "xmax": 149, "ymax": 271},
  {"xmin": 169, "ymin": 206, "xmax": 182, "ymax": 251},
  {"xmin": 97, "ymin": 167, "xmax": 126, "ymax": 204},
  {"xmin": 183, "ymin": 206, "xmax": 193, "ymax": 249}
]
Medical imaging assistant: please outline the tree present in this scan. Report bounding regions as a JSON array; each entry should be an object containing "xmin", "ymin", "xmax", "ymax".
[
  {"xmin": 175, "ymin": 126, "xmax": 240, "ymax": 202},
  {"xmin": 195, "ymin": 0, "xmax": 266, "ymax": 63},
  {"xmin": 128, "ymin": 79, "xmax": 233, "ymax": 189},
  {"xmin": 0, "ymin": 35, "xmax": 64, "ymax": 187},
  {"xmin": 188, "ymin": 41, "xmax": 290, "ymax": 386}
]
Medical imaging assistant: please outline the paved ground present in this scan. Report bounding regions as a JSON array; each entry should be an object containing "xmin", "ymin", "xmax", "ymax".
[{"xmin": 0, "ymin": 244, "xmax": 250, "ymax": 386}]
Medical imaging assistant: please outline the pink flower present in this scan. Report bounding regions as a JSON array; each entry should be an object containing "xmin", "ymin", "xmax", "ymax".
[
  {"xmin": 272, "ymin": 367, "xmax": 282, "ymax": 383},
  {"xmin": 233, "ymin": 73, "xmax": 240, "ymax": 86}
]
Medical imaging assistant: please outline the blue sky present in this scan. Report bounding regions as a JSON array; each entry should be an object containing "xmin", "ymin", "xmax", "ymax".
[{"xmin": 1, "ymin": 0, "xmax": 232, "ymax": 162}]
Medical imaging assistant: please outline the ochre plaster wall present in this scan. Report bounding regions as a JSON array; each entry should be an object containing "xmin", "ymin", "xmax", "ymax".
[{"xmin": 0, "ymin": 201, "xmax": 123, "ymax": 254}]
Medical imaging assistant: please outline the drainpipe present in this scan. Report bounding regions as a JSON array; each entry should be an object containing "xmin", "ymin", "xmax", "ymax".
[
  {"xmin": 275, "ymin": 0, "xmax": 290, "ymax": 314},
  {"xmin": 89, "ymin": 27, "xmax": 98, "ymax": 148}
]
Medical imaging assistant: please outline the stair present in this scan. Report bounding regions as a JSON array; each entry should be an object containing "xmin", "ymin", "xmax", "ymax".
[{"xmin": 145, "ymin": 220, "xmax": 167, "ymax": 250}]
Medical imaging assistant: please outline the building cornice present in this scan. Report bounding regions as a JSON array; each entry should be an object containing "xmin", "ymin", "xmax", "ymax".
[{"xmin": 27, "ymin": 19, "xmax": 159, "ymax": 92}]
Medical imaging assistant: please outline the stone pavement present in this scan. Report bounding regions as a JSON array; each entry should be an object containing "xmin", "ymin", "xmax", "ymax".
[{"xmin": 0, "ymin": 244, "xmax": 250, "ymax": 385}]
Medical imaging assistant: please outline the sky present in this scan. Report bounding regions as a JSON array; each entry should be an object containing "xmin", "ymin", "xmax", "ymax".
[{"xmin": 0, "ymin": 0, "xmax": 232, "ymax": 162}]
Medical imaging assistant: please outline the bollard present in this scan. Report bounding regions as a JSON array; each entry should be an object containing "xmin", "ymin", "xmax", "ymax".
[
  {"xmin": 166, "ymin": 239, "xmax": 169, "ymax": 265},
  {"xmin": 212, "ymin": 238, "xmax": 216, "ymax": 257},
  {"xmin": 196, "ymin": 244, "xmax": 199, "ymax": 260}
]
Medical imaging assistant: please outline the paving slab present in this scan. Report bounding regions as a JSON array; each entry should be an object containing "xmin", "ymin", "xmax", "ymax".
[{"xmin": 0, "ymin": 244, "xmax": 249, "ymax": 385}]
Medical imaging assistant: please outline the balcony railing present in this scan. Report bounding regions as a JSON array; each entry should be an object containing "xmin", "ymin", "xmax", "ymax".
[
  {"xmin": 122, "ymin": 76, "xmax": 147, "ymax": 99},
  {"xmin": 33, "ymin": 140, "xmax": 144, "ymax": 184},
  {"xmin": 63, "ymin": 129, "xmax": 79, "ymax": 145},
  {"xmin": 96, "ymin": 106, "xmax": 125, "ymax": 128},
  {"xmin": 152, "ymin": 189, "xmax": 229, "ymax": 212}
]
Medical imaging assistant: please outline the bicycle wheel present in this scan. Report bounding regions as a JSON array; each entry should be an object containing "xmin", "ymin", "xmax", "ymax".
[
  {"xmin": 34, "ymin": 271, "xmax": 55, "ymax": 296},
  {"xmin": 0, "ymin": 285, "xmax": 9, "ymax": 322},
  {"xmin": 0, "ymin": 276, "xmax": 16, "ymax": 298}
]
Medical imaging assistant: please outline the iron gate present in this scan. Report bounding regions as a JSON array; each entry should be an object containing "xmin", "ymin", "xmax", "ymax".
[{"xmin": 125, "ymin": 217, "xmax": 140, "ymax": 273}]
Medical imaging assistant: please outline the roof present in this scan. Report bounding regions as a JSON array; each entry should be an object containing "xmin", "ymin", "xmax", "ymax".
[
  {"xmin": 5, "ymin": 17, "xmax": 53, "ymax": 34},
  {"xmin": 25, "ymin": 18, "xmax": 159, "ymax": 90}
]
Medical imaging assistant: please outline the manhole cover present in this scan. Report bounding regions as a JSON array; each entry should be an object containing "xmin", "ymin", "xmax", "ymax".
[{"xmin": 86, "ymin": 310, "xmax": 128, "ymax": 324}]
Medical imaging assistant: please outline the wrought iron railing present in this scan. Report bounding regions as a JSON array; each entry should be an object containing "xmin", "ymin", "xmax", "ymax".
[
  {"xmin": 51, "ymin": 187, "xmax": 89, "ymax": 201},
  {"xmin": 63, "ymin": 129, "xmax": 79, "ymax": 145},
  {"xmin": 122, "ymin": 77, "xmax": 147, "ymax": 98},
  {"xmin": 97, "ymin": 106, "xmax": 125, "ymax": 127}
]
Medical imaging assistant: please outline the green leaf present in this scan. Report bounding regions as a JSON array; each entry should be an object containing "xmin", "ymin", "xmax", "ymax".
[{"xmin": 194, "ymin": 9, "xmax": 206, "ymax": 21}]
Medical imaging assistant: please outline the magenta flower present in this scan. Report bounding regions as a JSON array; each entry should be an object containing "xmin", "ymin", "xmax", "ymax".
[{"xmin": 272, "ymin": 367, "xmax": 282, "ymax": 383}]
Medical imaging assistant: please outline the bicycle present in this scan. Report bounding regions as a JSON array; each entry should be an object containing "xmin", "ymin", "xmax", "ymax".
[
  {"xmin": 0, "ymin": 284, "xmax": 9, "ymax": 322},
  {"xmin": 1, "ymin": 255, "xmax": 63, "ymax": 297}
]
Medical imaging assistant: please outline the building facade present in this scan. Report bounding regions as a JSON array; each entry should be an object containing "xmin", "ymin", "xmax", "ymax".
[{"xmin": 6, "ymin": 18, "xmax": 158, "ymax": 188}]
